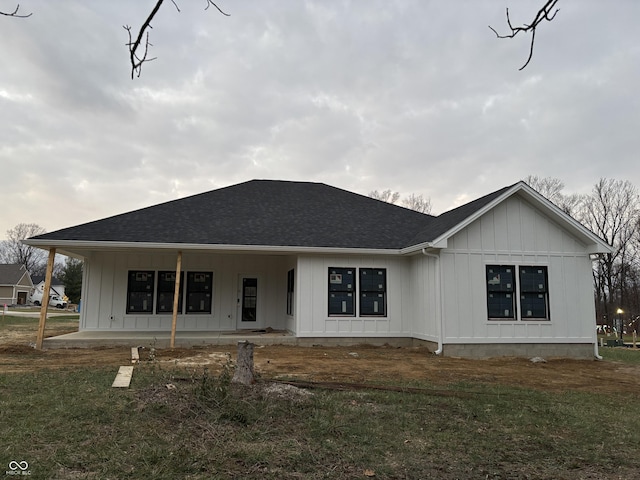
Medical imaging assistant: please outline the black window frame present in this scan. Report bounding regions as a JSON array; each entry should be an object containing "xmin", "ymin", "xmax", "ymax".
[
  {"xmin": 185, "ymin": 271, "xmax": 213, "ymax": 314},
  {"xmin": 156, "ymin": 270, "xmax": 184, "ymax": 315},
  {"xmin": 486, "ymin": 265, "xmax": 550, "ymax": 321},
  {"xmin": 126, "ymin": 270, "xmax": 155, "ymax": 314},
  {"xmin": 328, "ymin": 267, "xmax": 356, "ymax": 316},
  {"xmin": 359, "ymin": 268, "xmax": 387, "ymax": 317},
  {"xmin": 519, "ymin": 266, "xmax": 549, "ymax": 320},
  {"xmin": 486, "ymin": 265, "xmax": 516, "ymax": 320}
]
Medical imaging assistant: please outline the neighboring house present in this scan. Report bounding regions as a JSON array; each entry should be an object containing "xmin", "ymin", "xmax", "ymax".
[
  {"xmin": 0, "ymin": 264, "xmax": 33, "ymax": 306},
  {"xmin": 24, "ymin": 180, "xmax": 611, "ymax": 358},
  {"xmin": 30, "ymin": 276, "xmax": 66, "ymax": 303}
]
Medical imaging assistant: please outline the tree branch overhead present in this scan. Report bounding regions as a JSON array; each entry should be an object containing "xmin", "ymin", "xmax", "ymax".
[
  {"xmin": 0, "ymin": 3, "xmax": 32, "ymax": 17},
  {"xmin": 490, "ymin": 0, "xmax": 559, "ymax": 70},
  {"xmin": 125, "ymin": 0, "xmax": 229, "ymax": 79}
]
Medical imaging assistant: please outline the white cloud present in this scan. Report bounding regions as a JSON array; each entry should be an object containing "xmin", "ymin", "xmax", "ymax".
[{"xmin": 1, "ymin": 1, "xmax": 640, "ymax": 236}]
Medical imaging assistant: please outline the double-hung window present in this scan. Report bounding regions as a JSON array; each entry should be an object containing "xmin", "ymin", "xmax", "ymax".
[
  {"xmin": 126, "ymin": 271, "xmax": 155, "ymax": 314},
  {"xmin": 519, "ymin": 266, "xmax": 549, "ymax": 319},
  {"xmin": 328, "ymin": 267, "xmax": 388, "ymax": 317},
  {"xmin": 359, "ymin": 268, "xmax": 387, "ymax": 316},
  {"xmin": 328, "ymin": 267, "xmax": 355, "ymax": 316},
  {"xmin": 486, "ymin": 265, "xmax": 549, "ymax": 321},
  {"xmin": 186, "ymin": 272, "xmax": 213, "ymax": 314},
  {"xmin": 156, "ymin": 271, "xmax": 184, "ymax": 314},
  {"xmin": 486, "ymin": 266, "xmax": 516, "ymax": 319}
]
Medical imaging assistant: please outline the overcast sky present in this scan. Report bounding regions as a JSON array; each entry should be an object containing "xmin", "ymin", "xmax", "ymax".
[{"xmin": 1, "ymin": 1, "xmax": 639, "ymax": 240}]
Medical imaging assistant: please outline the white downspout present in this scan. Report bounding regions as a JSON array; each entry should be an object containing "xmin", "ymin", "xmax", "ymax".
[
  {"xmin": 422, "ymin": 248, "xmax": 443, "ymax": 355},
  {"xmin": 594, "ymin": 342, "xmax": 603, "ymax": 360},
  {"xmin": 589, "ymin": 255, "xmax": 603, "ymax": 360}
]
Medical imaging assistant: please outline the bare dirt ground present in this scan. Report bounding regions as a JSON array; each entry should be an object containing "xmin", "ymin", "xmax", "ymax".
[{"xmin": 2, "ymin": 319, "xmax": 640, "ymax": 394}]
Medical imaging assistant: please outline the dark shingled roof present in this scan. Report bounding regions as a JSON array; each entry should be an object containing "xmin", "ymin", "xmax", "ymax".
[
  {"xmin": 31, "ymin": 275, "xmax": 62, "ymax": 285},
  {"xmin": 0, "ymin": 264, "xmax": 28, "ymax": 285},
  {"xmin": 30, "ymin": 180, "xmax": 514, "ymax": 250}
]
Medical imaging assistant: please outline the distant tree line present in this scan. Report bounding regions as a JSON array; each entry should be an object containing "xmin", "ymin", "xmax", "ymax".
[
  {"xmin": 0, "ymin": 224, "xmax": 83, "ymax": 304},
  {"xmin": 524, "ymin": 175, "xmax": 640, "ymax": 329},
  {"xmin": 369, "ymin": 189, "xmax": 432, "ymax": 214}
]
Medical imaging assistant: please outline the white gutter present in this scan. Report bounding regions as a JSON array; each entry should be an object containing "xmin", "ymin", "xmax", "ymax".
[{"xmin": 422, "ymin": 247, "xmax": 443, "ymax": 355}]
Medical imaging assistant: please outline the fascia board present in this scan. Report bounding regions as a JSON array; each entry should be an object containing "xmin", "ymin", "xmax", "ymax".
[
  {"xmin": 400, "ymin": 239, "xmax": 447, "ymax": 255},
  {"xmin": 23, "ymin": 239, "xmax": 402, "ymax": 256}
]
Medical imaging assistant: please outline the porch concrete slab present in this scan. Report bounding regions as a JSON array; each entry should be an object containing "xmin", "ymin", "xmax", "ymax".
[{"xmin": 43, "ymin": 330, "xmax": 296, "ymax": 349}]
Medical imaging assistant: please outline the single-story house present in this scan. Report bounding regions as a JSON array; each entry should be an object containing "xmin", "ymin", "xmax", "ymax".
[
  {"xmin": 24, "ymin": 180, "xmax": 611, "ymax": 358},
  {"xmin": 0, "ymin": 264, "xmax": 33, "ymax": 306},
  {"xmin": 30, "ymin": 275, "xmax": 66, "ymax": 303}
]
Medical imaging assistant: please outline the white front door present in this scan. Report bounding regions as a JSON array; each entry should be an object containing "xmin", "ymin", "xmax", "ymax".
[{"xmin": 237, "ymin": 275, "xmax": 261, "ymax": 329}]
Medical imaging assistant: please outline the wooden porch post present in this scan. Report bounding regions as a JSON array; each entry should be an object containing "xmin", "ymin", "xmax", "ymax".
[
  {"xmin": 170, "ymin": 251, "xmax": 182, "ymax": 349},
  {"xmin": 36, "ymin": 248, "xmax": 56, "ymax": 350}
]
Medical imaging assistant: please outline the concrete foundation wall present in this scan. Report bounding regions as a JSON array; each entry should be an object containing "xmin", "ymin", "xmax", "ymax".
[
  {"xmin": 295, "ymin": 337, "xmax": 417, "ymax": 347},
  {"xmin": 442, "ymin": 343, "xmax": 595, "ymax": 359}
]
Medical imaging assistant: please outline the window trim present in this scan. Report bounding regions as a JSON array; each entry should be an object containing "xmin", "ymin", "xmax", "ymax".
[
  {"xmin": 486, "ymin": 265, "xmax": 516, "ymax": 320},
  {"xmin": 486, "ymin": 264, "xmax": 550, "ymax": 322},
  {"xmin": 156, "ymin": 271, "xmax": 184, "ymax": 315},
  {"xmin": 519, "ymin": 266, "xmax": 550, "ymax": 320},
  {"xmin": 125, "ymin": 270, "xmax": 213, "ymax": 316},
  {"xmin": 359, "ymin": 268, "xmax": 387, "ymax": 317},
  {"xmin": 185, "ymin": 271, "xmax": 213, "ymax": 315},
  {"xmin": 328, "ymin": 267, "xmax": 356, "ymax": 317},
  {"xmin": 126, "ymin": 270, "xmax": 155, "ymax": 314},
  {"xmin": 327, "ymin": 267, "xmax": 388, "ymax": 318}
]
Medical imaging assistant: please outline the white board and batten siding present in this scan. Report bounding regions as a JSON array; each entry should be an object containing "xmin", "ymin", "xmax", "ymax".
[
  {"xmin": 407, "ymin": 254, "xmax": 440, "ymax": 343},
  {"xmin": 440, "ymin": 195, "xmax": 597, "ymax": 344},
  {"xmin": 295, "ymin": 255, "xmax": 413, "ymax": 337},
  {"xmin": 80, "ymin": 251, "xmax": 293, "ymax": 332}
]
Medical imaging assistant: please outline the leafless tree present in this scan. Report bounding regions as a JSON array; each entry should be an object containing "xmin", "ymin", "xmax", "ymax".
[
  {"xmin": 124, "ymin": 0, "xmax": 229, "ymax": 79},
  {"xmin": 490, "ymin": 0, "xmax": 560, "ymax": 70},
  {"xmin": 0, "ymin": 223, "xmax": 47, "ymax": 274},
  {"xmin": 523, "ymin": 175, "xmax": 582, "ymax": 216},
  {"xmin": 369, "ymin": 189, "xmax": 400, "ymax": 205},
  {"xmin": 577, "ymin": 179, "xmax": 640, "ymax": 325},
  {"xmin": 401, "ymin": 193, "xmax": 432, "ymax": 215},
  {"xmin": 370, "ymin": 190, "xmax": 432, "ymax": 214},
  {"xmin": 0, "ymin": 3, "xmax": 31, "ymax": 17}
]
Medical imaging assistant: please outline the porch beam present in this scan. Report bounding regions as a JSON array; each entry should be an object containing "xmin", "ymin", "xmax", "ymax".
[
  {"xmin": 35, "ymin": 248, "xmax": 56, "ymax": 350},
  {"xmin": 170, "ymin": 250, "xmax": 182, "ymax": 349}
]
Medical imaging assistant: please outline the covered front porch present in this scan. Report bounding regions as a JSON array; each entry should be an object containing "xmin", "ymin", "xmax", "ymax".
[
  {"xmin": 41, "ymin": 329, "xmax": 420, "ymax": 349},
  {"xmin": 43, "ymin": 328, "xmax": 296, "ymax": 348}
]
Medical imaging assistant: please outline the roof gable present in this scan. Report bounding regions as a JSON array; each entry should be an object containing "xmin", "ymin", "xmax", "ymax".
[
  {"xmin": 0, "ymin": 264, "xmax": 32, "ymax": 286},
  {"xmin": 405, "ymin": 181, "xmax": 611, "ymax": 254}
]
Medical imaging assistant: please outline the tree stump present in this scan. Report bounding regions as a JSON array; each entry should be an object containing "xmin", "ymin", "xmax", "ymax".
[{"xmin": 232, "ymin": 340, "xmax": 255, "ymax": 385}]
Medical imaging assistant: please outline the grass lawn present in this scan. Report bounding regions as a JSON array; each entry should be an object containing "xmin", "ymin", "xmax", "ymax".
[
  {"xmin": 1, "ymin": 314, "xmax": 80, "ymax": 324},
  {"xmin": 1, "ymin": 359, "xmax": 640, "ymax": 479}
]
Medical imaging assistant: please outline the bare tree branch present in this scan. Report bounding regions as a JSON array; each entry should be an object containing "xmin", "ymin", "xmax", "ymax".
[
  {"xmin": 124, "ymin": 0, "xmax": 165, "ymax": 79},
  {"xmin": 0, "ymin": 3, "xmax": 32, "ymax": 18},
  {"xmin": 489, "ymin": 0, "xmax": 559, "ymax": 70},
  {"xmin": 125, "ymin": 0, "xmax": 229, "ymax": 79}
]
